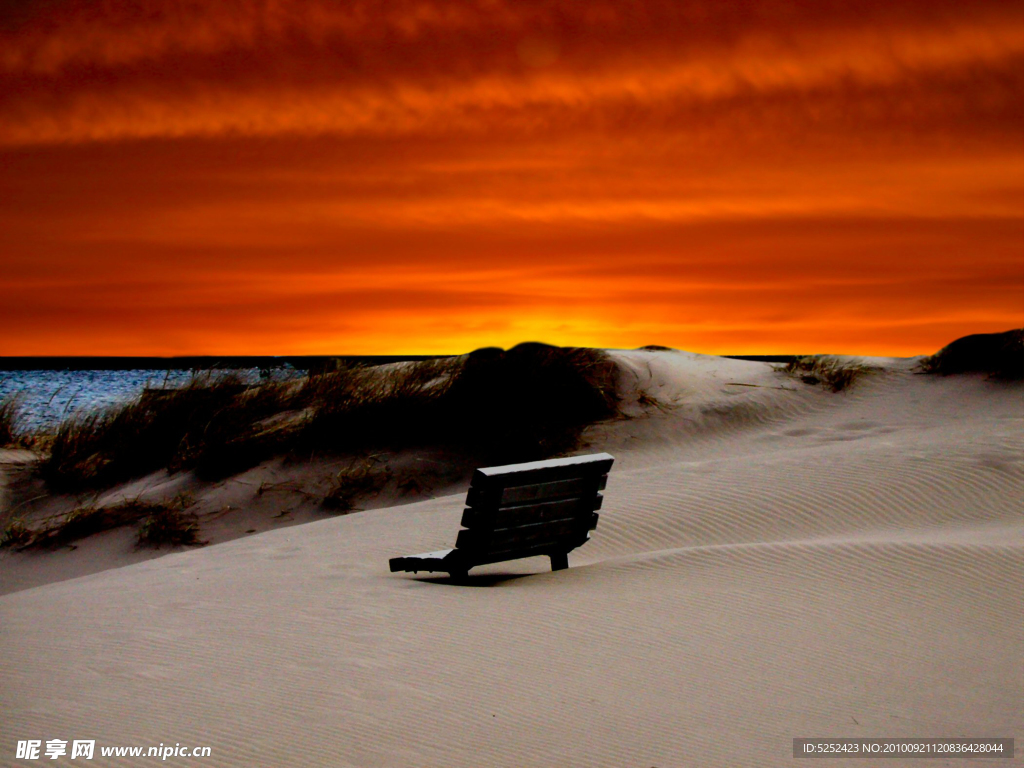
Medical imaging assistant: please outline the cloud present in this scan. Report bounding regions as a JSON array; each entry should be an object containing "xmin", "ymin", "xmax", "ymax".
[
  {"xmin": 0, "ymin": 0, "xmax": 1021, "ymax": 355},
  {"xmin": 0, "ymin": 0, "xmax": 1021, "ymax": 145}
]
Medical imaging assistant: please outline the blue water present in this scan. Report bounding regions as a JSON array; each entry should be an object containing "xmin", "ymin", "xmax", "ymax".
[{"xmin": 0, "ymin": 368, "xmax": 302, "ymax": 432}]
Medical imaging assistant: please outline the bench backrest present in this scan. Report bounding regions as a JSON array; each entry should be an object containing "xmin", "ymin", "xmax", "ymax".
[{"xmin": 454, "ymin": 453, "xmax": 614, "ymax": 561}]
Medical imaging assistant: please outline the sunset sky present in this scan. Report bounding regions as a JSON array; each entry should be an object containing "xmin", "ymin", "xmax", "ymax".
[{"xmin": 1, "ymin": 0, "xmax": 1022, "ymax": 356}]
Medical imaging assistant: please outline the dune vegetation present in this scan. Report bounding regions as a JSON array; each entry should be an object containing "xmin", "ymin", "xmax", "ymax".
[
  {"xmin": 1, "ymin": 344, "xmax": 619, "ymax": 551},
  {"xmin": 0, "ymin": 393, "xmax": 23, "ymax": 447},
  {"xmin": 777, "ymin": 355, "xmax": 879, "ymax": 392},
  {"xmin": 2, "ymin": 497, "xmax": 201, "ymax": 551},
  {"xmin": 28, "ymin": 344, "xmax": 619, "ymax": 493}
]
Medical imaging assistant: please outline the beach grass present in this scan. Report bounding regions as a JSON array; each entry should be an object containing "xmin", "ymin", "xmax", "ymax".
[
  {"xmin": 1, "ymin": 497, "xmax": 202, "ymax": 551},
  {"xmin": 0, "ymin": 393, "xmax": 24, "ymax": 446},
  {"xmin": 1, "ymin": 518, "xmax": 32, "ymax": 548},
  {"xmin": 35, "ymin": 345, "xmax": 621, "ymax": 492},
  {"xmin": 321, "ymin": 455, "xmax": 394, "ymax": 512},
  {"xmin": 778, "ymin": 356, "xmax": 878, "ymax": 392},
  {"xmin": 136, "ymin": 503, "xmax": 204, "ymax": 547},
  {"xmin": 43, "ymin": 372, "xmax": 250, "ymax": 490}
]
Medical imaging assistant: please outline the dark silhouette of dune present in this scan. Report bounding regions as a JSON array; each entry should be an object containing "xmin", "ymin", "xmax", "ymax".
[{"xmin": 920, "ymin": 329, "xmax": 1023, "ymax": 379}]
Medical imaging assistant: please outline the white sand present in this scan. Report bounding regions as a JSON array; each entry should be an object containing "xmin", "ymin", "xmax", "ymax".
[{"xmin": 1, "ymin": 351, "xmax": 1021, "ymax": 766}]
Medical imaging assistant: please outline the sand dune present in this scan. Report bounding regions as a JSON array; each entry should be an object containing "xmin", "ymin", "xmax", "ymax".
[{"xmin": 1, "ymin": 350, "xmax": 1021, "ymax": 766}]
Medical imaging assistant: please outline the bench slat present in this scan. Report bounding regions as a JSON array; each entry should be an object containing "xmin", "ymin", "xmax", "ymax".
[
  {"xmin": 500, "ymin": 474, "xmax": 607, "ymax": 505},
  {"xmin": 473, "ymin": 535, "xmax": 591, "ymax": 565},
  {"xmin": 456, "ymin": 514, "xmax": 598, "ymax": 552},
  {"xmin": 467, "ymin": 473, "xmax": 607, "ymax": 508},
  {"xmin": 466, "ymin": 454, "xmax": 614, "ymax": 504},
  {"xmin": 461, "ymin": 494, "xmax": 603, "ymax": 530},
  {"xmin": 474, "ymin": 452, "xmax": 615, "ymax": 479}
]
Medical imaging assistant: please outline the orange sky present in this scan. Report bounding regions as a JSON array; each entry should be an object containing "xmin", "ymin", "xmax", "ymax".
[{"xmin": 1, "ymin": 0, "xmax": 1022, "ymax": 356}]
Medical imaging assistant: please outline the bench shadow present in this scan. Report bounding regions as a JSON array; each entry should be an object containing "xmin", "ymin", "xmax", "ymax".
[{"xmin": 410, "ymin": 572, "xmax": 534, "ymax": 587}]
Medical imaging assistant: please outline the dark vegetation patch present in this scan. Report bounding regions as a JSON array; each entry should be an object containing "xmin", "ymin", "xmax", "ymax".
[
  {"xmin": 321, "ymin": 456, "xmax": 393, "ymax": 513},
  {"xmin": 0, "ymin": 519, "xmax": 31, "ymax": 549},
  {"xmin": 2, "ymin": 497, "xmax": 202, "ymax": 551},
  {"xmin": 442, "ymin": 344, "xmax": 619, "ymax": 462},
  {"xmin": 44, "ymin": 374, "xmax": 251, "ymax": 490},
  {"xmin": 918, "ymin": 329, "xmax": 1023, "ymax": 380},
  {"xmin": 34, "ymin": 345, "xmax": 621, "ymax": 492},
  {"xmin": 299, "ymin": 357, "xmax": 459, "ymax": 461},
  {"xmin": 778, "ymin": 356, "xmax": 878, "ymax": 392},
  {"xmin": 136, "ymin": 505, "xmax": 204, "ymax": 548}
]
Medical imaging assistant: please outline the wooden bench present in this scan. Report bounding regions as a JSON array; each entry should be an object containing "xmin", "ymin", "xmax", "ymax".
[{"xmin": 389, "ymin": 452, "xmax": 614, "ymax": 580}]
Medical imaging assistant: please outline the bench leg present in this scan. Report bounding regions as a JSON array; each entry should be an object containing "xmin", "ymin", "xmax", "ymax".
[{"xmin": 550, "ymin": 552, "xmax": 569, "ymax": 571}]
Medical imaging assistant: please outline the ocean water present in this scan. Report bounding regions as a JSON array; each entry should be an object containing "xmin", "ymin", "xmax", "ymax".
[{"xmin": 0, "ymin": 368, "xmax": 301, "ymax": 432}]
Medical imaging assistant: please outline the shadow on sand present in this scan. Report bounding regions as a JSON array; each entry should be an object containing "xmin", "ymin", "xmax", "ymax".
[{"xmin": 406, "ymin": 572, "xmax": 535, "ymax": 587}]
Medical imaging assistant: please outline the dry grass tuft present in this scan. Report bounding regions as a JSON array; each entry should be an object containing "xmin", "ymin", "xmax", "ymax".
[
  {"xmin": 635, "ymin": 390, "xmax": 672, "ymax": 411},
  {"xmin": 0, "ymin": 393, "xmax": 24, "ymax": 446},
  {"xmin": 1, "ymin": 497, "xmax": 202, "ymax": 551},
  {"xmin": 778, "ymin": 356, "xmax": 877, "ymax": 392},
  {"xmin": 1, "ymin": 519, "xmax": 32, "ymax": 548},
  {"xmin": 301, "ymin": 358, "xmax": 459, "ymax": 456},
  {"xmin": 136, "ymin": 505, "xmax": 204, "ymax": 547},
  {"xmin": 322, "ymin": 455, "xmax": 393, "ymax": 512},
  {"xmin": 918, "ymin": 329, "xmax": 1023, "ymax": 380}
]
